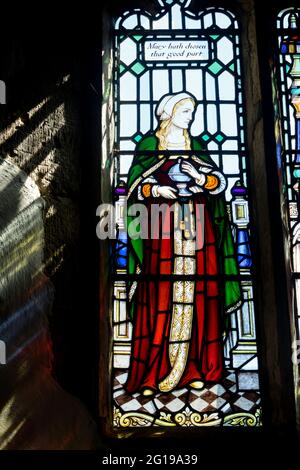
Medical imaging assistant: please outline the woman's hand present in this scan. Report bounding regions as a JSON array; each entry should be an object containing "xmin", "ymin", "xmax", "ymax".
[
  {"xmin": 157, "ymin": 186, "xmax": 177, "ymax": 199},
  {"xmin": 181, "ymin": 161, "xmax": 200, "ymax": 179},
  {"xmin": 181, "ymin": 162, "xmax": 205, "ymax": 185}
]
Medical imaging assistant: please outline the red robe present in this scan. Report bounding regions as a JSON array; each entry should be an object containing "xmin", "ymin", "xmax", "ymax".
[{"xmin": 125, "ymin": 160, "xmax": 223, "ymax": 394}]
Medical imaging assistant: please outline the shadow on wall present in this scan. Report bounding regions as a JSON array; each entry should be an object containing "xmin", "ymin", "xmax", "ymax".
[
  {"xmin": 0, "ymin": 37, "xmax": 101, "ymax": 449},
  {"xmin": 0, "ymin": 158, "xmax": 98, "ymax": 449}
]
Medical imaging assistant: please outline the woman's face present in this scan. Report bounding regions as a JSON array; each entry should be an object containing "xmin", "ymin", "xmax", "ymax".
[{"xmin": 171, "ymin": 100, "xmax": 194, "ymax": 129}]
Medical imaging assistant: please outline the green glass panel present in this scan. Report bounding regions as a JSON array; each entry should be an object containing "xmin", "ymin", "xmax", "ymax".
[
  {"xmin": 133, "ymin": 134, "xmax": 143, "ymax": 143},
  {"xmin": 133, "ymin": 35, "xmax": 143, "ymax": 41},
  {"xmin": 119, "ymin": 64, "xmax": 125, "ymax": 74},
  {"xmin": 208, "ymin": 61, "xmax": 223, "ymax": 75},
  {"xmin": 131, "ymin": 62, "xmax": 145, "ymax": 75},
  {"xmin": 215, "ymin": 134, "xmax": 224, "ymax": 142},
  {"xmin": 229, "ymin": 63, "xmax": 235, "ymax": 72},
  {"xmin": 210, "ymin": 35, "xmax": 220, "ymax": 40},
  {"xmin": 201, "ymin": 133, "xmax": 210, "ymax": 142}
]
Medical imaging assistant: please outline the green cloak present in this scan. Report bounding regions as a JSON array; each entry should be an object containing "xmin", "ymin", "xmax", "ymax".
[{"xmin": 126, "ymin": 134, "xmax": 242, "ymax": 323}]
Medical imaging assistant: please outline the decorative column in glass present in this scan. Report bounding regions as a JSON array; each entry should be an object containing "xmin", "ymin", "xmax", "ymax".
[
  {"xmin": 225, "ymin": 181, "xmax": 258, "ymax": 390},
  {"xmin": 281, "ymin": 14, "xmax": 300, "ymax": 194},
  {"xmin": 280, "ymin": 12, "xmax": 300, "ymax": 338},
  {"xmin": 113, "ymin": 181, "xmax": 132, "ymax": 368}
]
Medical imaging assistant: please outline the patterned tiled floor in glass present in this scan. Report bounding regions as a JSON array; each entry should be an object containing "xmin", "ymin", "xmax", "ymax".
[{"xmin": 114, "ymin": 369, "xmax": 260, "ymax": 416}]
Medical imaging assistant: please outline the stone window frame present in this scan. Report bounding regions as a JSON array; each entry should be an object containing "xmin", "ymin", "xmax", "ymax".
[{"xmin": 99, "ymin": 0, "xmax": 298, "ymax": 441}]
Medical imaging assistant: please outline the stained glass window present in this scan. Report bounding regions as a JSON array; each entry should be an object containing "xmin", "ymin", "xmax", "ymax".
[
  {"xmin": 274, "ymin": 7, "xmax": 300, "ymax": 375},
  {"xmin": 111, "ymin": 0, "xmax": 262, "ymax": 429}
]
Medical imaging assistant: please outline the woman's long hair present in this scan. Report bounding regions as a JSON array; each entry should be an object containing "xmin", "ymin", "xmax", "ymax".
[{"xmin": 155, "ymin": 98, "xmax": 195, "ymax": 151}]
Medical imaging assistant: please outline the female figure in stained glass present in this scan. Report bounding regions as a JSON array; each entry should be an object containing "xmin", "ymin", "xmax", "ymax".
[{"xmin": 125, "ymin": 92, "xmax": 242, "ymax": 396}]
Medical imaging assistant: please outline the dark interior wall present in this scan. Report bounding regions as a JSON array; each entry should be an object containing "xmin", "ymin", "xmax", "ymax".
[{"xmin": 0, "ymin": 28, "xmax": 102, "ymax": 425}]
